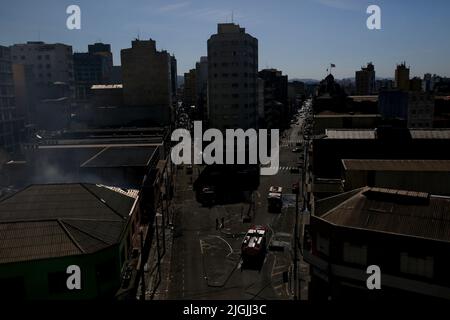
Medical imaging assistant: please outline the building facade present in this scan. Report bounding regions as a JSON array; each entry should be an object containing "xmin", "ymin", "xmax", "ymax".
[
  {"xmin": 0, "ymin": 46, "xmax": 21, "ymax": 154},
  {"xmin": 207, "ymin": 23, "xmax": 258, "ymax": 131},
  {"xmin": 121, "ymin": 39, "xmax": 174, "ymax": 125},
  {"xmin": 305, "ymin": 187, "xmax": 450, "ymax": 301},
  {"xmin": 258, "ymin": 69, "xmax": 288, "ymax": 129},
  {"xmin": 73, "ymin": 43, "xmax": 113, "ymax": 100},
  {"xmin": 10, "ymin": 42, "xmax": 74, "ymax": 100},
  {"xmin": 395, "ymin": 62, "xmax": 410, "ymax": 91},
  {"xmin": 355, "ymin": 63, "xmax": 375, "ymax": 95}
]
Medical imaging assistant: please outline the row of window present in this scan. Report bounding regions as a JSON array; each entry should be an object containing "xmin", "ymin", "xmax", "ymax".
[
  {"xmin": 212, "ymin": 83, "xmax": 257, "ymax": 89},
  {"xmin": 212, "ymin": 73, "xmax": 257, "ymax": 79},
  {"xmin": 211, "ymin": 62, "xmax": 256, "ymax": 68},
  {"xmin": 210, "ymin": 51, "xmax": 257, "ymax": 58}
]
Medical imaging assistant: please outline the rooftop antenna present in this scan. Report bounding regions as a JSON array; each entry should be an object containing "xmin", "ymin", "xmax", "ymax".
[{"xmin": 232, "ymin": 10, "xmax": 234, "ymax": 23}]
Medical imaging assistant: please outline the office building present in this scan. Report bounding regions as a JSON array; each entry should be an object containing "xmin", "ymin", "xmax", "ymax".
[
  {"xmin": 378, "ymin": 90, "xmax": 434, "ymax": 128},
  {"xmin": 195, "ymin": 56, "xmax": 208, "ymax": 122},
  {"xmin": 183, "ymin": 68, "xmax": 196, "ymax": 108},
  {"xmin": 355, "ymin": 62, "xmax": 375, "ymax": 95},
  {"xmin": 207, "ymin": 23, "xmax": 258, "ymax": 131},
  {"xmin": 73, "ymin": 43, "xmax": 113, "ymax": 100},
  {"xmin": 121, "ymin": 39, "xmax": 174, "ymax": 125},
  {"xmin": 10, "ymin": 41, "xmax": 74, "ymax": 99},
  {"xmin": 258, "ymin": 68, "xmax": 288, "ymax": 129},
  {"xmin": 395, "ymin": 62, "xmax": 410, "ymax": 91},
  {"xmin": 0, "ymin": 46, "xmax": 21, "ymax": 154}
]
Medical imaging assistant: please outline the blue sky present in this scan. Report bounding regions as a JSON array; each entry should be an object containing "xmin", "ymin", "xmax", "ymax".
[{"xmin": 1, "ymin": 0, "xmax": 450, "ymax": 79}]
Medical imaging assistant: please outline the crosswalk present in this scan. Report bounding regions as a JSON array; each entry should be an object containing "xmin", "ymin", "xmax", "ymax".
[
  {"xmin": 270, "ymin": 166, "xmax": 301, "ymax": 173},
  {"xmin": 281, "ymin": 140, "xmax": 304, "ymax": 147}
]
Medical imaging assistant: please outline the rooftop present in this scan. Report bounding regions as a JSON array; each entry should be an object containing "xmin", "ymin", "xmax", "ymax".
[
  {"xmin": 0, "ymin": 183, "xmax": 138, "ymax": 264},
  {"xmin": 91, "ymin": 84, "xmax": 123, "ymax": 90},
  {"xmin": 317, "ymin": 187, "xmax": 450, "ymax": 242},
  {"xmin": 342, "ymin": 159, "xmax": 450, "ymax": 172},
  {"xmin": 81, "ymin": 146, "xmax": 157, "ymax": 168},
  {"xmin": 324, "ymin": 129, "xmax": 450, "ymax": 140}
]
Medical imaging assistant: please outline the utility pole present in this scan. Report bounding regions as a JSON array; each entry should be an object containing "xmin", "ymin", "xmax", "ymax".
[{"xmin": 293, "ymin": 180, "xmax": 300, "ymax": 300}]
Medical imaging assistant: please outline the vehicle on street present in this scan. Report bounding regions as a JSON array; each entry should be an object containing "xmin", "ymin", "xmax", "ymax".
[
  {"xmin": 241, "ymin": 225, "xmax": 268, "ymax": 262},
  {"xmin": 267, "ymin": 186, "xmax": 283, "ymax": 213},
  {"xmin": 292, "ymin": 147, "xmax": 302, "ymax": 153}
]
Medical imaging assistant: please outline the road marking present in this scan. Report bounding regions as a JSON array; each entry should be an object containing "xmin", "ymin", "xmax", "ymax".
[
  {"xmin": 199, "ymin": 239, "xmax": 205, "ymax": 255},
  {"xmin": 211, "ymin": 235, "xmax": 234, "ymax": 257}
]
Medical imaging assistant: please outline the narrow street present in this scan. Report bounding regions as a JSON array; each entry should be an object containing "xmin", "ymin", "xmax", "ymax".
[{"xmin": 165, "ymin": 103, "xmax": 310, "ymax": 300}]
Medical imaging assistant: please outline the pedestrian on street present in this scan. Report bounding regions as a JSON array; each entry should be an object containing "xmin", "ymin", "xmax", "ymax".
[
  {"xmin": 215, "ymin": 218, "xmax": 219, "ymax": 230},
  {"xmin": 221, "ymin": 217, "xmax": 225, "ymax": 229}
]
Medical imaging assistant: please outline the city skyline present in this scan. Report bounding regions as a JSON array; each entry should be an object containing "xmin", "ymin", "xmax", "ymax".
[{"xmin": 1, "ymin": 0, "xmax": 450, "ymax": 79}]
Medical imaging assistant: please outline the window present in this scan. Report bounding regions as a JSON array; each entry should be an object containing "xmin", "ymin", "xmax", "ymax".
[
  {"xmin": 343, "ymin": 242, "xmax": 367, "ymax": 265},
  {"xmin": 400, "ymin": 253, "xmax": 434, "ymax": 278}
]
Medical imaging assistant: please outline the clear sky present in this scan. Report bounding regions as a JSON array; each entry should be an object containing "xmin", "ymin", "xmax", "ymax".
[{"xmin": 1, "ymin": 0, "xmax": 450, "ymax": 80}]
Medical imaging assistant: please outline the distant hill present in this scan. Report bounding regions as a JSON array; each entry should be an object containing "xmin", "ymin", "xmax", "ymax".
[{"xmin": 290, "ymin": 78, "xmax": 320, "ymax": 84}]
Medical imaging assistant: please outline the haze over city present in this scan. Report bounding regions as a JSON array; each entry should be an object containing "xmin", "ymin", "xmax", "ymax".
[{"xmin": 1, "ymin": 0, "xmax": 450, "ymax": 79}]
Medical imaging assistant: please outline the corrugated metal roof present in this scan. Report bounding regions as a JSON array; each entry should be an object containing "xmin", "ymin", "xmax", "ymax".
[
  {"xmin": 81, "ymin": 146, "xmax": 157, "ymax": 168},
  {"xmin": 0, "ymin": 184, "xmax": 137, "ymax": 263},
  {"xmin": 320, "ymin": 187, "xmax": 450, "ymax": 242},
  {"xmin": 325, "ymin": 129, "xmax": 450, "ymax": 140},
  {"xmin": 325, "ymin": 129, "xmax": 376, "ymax": 139},
  {"xmin": 342, "ymin": 159, "xmax": 450, "ymax": 172},
  {"xmin": 0, "ymin": 221, "xmax": 81, "ymax": 264}
]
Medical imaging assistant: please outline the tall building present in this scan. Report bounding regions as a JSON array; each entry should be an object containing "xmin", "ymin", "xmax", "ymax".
[
  {"xmin": 0, "ymin": 46, "xmax": 21, "ymax": 153},
  {"xmin": 355, "ymin": 62, "xmax": 375, "ymax": 95},
  {"xmin": 10, "ymin": 41, "xmax": 74, "ymax": 100},
  {"xmin": 73, "ymin": 43, "xmax": 113, "ymax": 100},
  {"xmin": 170, "ymin": 55, "xmax": 177, "ymax": 99},
  {"xmin": 395, "ymin": 62, "xmax": 410, "ymax": 91},
  {"xmin": 258, "ymin": 69, "xmax": 288, "ymax": 129},
  {"xmin": 207, "ymin": 23, "xmax": 258, "ymax": 131},
  {"xmin": 195, "ymin": 57, "xmax": 208, "ymax": 122},
  {"xmin": 183, "ymin": 68, "xmax": 197, "ymax": 108},
  {"xmin": 121, "ymin": 39, "xmax": 173, "ymax": 125}
]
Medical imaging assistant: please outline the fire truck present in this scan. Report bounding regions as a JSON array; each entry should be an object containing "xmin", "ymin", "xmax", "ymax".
[
  {"xmin": 241, "ymin": 225, "xmax": 268, "ymax": 262},
  {"xmin": 267, "ymin": 186, "xmax": 283, "ymax": 213}
]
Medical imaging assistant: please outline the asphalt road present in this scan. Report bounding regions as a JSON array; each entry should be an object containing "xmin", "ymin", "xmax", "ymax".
[{"xmin": 167, "ymin": 106, "xmax": 308, "ymax": 300}]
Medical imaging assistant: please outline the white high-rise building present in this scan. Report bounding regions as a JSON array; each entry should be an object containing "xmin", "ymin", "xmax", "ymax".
[{"xmin": 207, "ymin": 23, "xmax": 258, "ymax": 131}]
